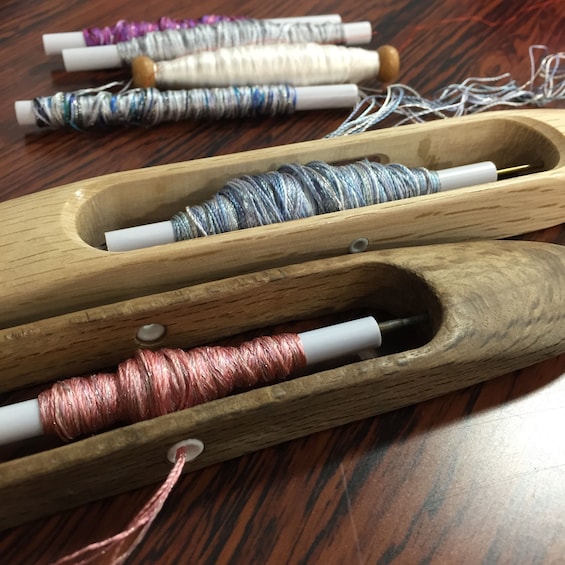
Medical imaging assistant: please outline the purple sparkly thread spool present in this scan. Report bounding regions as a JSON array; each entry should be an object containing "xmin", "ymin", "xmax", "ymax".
[{"xmin": 83, "ymin": 15, "xmax": 240, "ymax": 46}]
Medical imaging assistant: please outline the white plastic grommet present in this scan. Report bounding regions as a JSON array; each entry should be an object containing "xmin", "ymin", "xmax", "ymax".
[
  {"xmin": 349, "ymin": 237, "xmax": 369, "ymax": 253},
  {"xmin": 136, "ymin": 323, "xmax": 166, "ymax": 343},
  {"xmin": 167, "ymin": 438, "xmax": 205, "ymax": 463}
]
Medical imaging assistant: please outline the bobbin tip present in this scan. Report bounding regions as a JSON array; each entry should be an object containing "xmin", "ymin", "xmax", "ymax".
[
  {"xmin": 15, "ymin": 101, "xmax": 36, "ymax": 127},
  {"xmin": 132, "ymin": 56, "xmax": 157, "ymax": 88},
  {"xmin": 376, "ymin": 45, "xmax": 400, "ymax": 83}
]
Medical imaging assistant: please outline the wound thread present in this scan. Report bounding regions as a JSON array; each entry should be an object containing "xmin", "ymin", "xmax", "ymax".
[
  {"xmin": 38, "ymin": 334, "xmax": 307, "ymax": 441},
  {"xmin": 170, "ymin": 161, "xmax": 441, "ymax": 240},
  {"xmin": 83, "ymin": 15, "xmax": 239, "ymax": 45},
  {"xmin": 150, "ymin": 43, "xmax": 379, "ymax": 88},
  {"xmin": 115, "ymin": 19, "xmax": 347, "ymax": 63},
  {"xmin": 30, "ymin": 85, "xmax": 298, "ymax": 129}
]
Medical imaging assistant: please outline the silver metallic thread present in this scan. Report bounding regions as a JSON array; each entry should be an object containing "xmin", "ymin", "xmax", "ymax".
[{"xmin": 115, "ymin": 19, "xmax": 347, "ymax": 63}]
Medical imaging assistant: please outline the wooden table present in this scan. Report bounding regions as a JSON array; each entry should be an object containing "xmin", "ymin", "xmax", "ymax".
[{"xmin": 1, "ymin": 0, "xmax": 564, "ymax": 563}]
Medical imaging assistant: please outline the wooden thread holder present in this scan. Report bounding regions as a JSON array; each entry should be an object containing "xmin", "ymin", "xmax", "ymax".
[{"xmin": 0, "ymin": 109, "xmax": 564, "ymax": 529}]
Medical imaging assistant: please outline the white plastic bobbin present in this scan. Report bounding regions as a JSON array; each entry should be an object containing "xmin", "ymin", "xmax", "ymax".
[{"xmin": 167, "ymin": 438, "xmax": 205, "ymax": 463}]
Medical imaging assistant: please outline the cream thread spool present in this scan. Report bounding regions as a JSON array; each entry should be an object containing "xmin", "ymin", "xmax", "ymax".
[{"xmin": 132, "ymin": 43, "xmax": 400, "ymax": 89}]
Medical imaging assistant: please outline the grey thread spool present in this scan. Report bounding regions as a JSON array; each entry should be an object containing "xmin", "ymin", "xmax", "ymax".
[
  {"xmin": 170, "ymin": 161, "xmax": 441, "ymax": 240},
  {"xmin": 115, "ymin": 19, "xmax": 348, "ymax": 63},
  {"xmin": 29, "ymin": 85, "xmax": 299, "ymax": 129}
]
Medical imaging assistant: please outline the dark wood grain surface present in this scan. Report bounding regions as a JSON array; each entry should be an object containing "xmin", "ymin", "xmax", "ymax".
[{"xmin": 1, "ymin": 0, "xmax": 564, "ymax": 563}]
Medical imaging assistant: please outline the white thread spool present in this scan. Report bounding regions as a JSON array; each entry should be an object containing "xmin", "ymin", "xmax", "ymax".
[{"xmin": 132, "ymin": 44, "xmax": 399, "ymax": 89}]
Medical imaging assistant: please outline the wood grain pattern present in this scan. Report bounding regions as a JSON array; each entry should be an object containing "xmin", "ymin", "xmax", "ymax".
[
  {"xmin": 0, "ymin": 0, "xmax": 564, "ymax": 563},
  {"xmin": 1, "ymin": 110, "xmax": 564, "ymax": 333},
  {"xmin": 1, "ymin": 240, "xmax": 563, "ymax": 530}
]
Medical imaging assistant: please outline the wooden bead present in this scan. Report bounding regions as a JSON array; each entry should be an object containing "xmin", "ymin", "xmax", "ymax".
[
  {"xmin": 132, "ymin": 56, "xmax": 156, "ymax": 88},
  {"xmin": 377, "ymin": 45, "xmax": 400, "ymax": 83}
]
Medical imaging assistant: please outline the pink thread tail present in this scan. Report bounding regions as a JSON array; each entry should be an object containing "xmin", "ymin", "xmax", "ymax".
[{"xmin": 52, "ymin": 446, "xmax": 188, "ymax": 565}]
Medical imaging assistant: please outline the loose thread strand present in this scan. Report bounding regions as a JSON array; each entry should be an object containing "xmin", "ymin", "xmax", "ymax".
[
  {"xmin": 327, "ymin": 46, "xmax": 565, "ymax": 136},
  {"xmin": 52, "ymin": 447, "xmax": 187, "ymax": 565}
]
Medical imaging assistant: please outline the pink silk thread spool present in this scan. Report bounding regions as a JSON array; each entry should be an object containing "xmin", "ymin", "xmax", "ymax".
[{"xmin": 38, "ymin": 334, "xmax": 307, "ymax": 441}]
